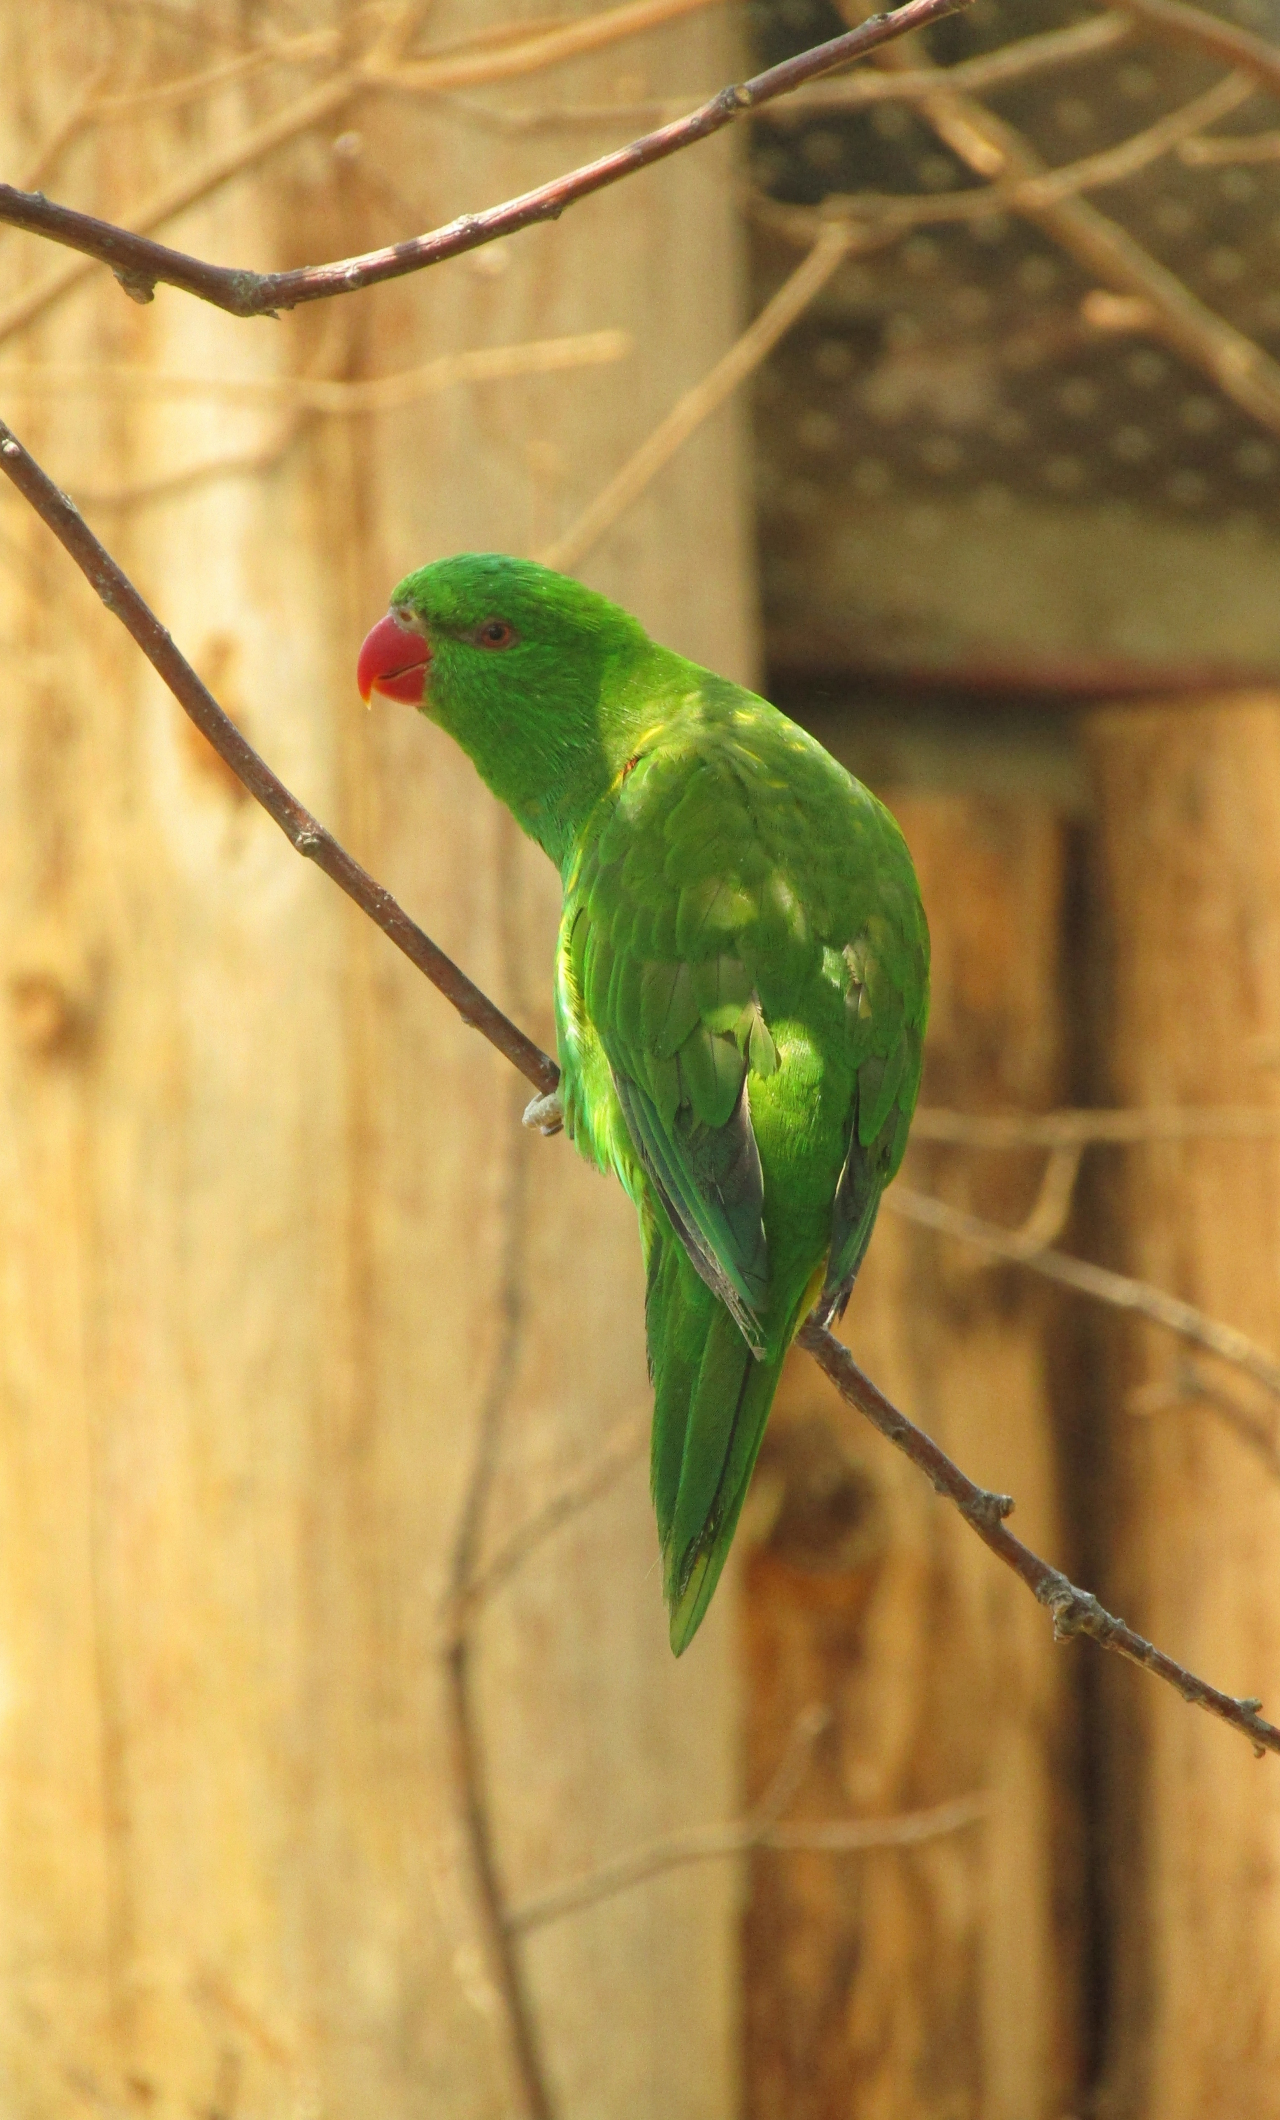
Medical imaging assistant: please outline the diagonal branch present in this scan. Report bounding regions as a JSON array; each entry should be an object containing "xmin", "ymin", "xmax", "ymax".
[
  {"xmin": 505, "ymin": 1683, "xmax": 985, "ymax": 1937},
  {"xmin": 1114, "ymin": 0, "xmax": 1280, "ymax": 99},
  {"xmin": 2, "ymin": 410, "xmax": 1275, "ymax": 1765},
  {"xmin": 506, "ymin": 1795, "xmax": 988, "ymax": 1932},
  {"xmin": 540, "ymin": 226, "xmax": 851, "ymax": 572},
  {"xmin": 887, "ymin": 1184, "xmax": 1280, "ymax": 1401},
  {"xmin": 0, "ymin": 418, "xmax": 558, "ymax": 1099},
  {"xmin": 796, "ymin": 1321, "xmax": 1280, "ymax": 1759},
  {"xmin": 768, "ymin": 12, "xmax": 1134, "ymax": 119},
  {"xmin": 0, "ymin": 0, "xmax": 976, "ymax": 320}
]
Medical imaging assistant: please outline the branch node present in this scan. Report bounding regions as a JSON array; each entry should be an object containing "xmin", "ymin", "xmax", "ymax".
[
  {"xmin": 968, "ymin": 1488, "xmax": 1016, "ymax": 1528},
  {"xmin": 227, "ymin": 270, "xmax": 273, "ymax": 318},
  {"xmin": 113, "ymin": 267, "xmax": 156, "ymax": 305},
  {"xmin": 1035, "ymin": 1572, "xmax": 1104, "ymax": 1641}
]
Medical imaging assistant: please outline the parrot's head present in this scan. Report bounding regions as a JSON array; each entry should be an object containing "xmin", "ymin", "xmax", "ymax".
[{"xmin": 358, "ymin": 553, "xmax": 657, "ymax": 866}]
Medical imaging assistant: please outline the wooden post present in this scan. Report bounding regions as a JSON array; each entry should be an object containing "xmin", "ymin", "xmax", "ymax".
[
  {"xmin": 1083, "ymin": 698, "xmax": 1280, "ymax": 2120},
  {"xmin": 0, "ymin": 5, "xmax": 751, "ymax": 2113},
  {"xmin": 743, "ymin": 785, "xmax": 1085, "ymax": 2120}
]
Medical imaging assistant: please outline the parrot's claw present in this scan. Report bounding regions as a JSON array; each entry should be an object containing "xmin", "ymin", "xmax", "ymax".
[{"xmin": 522, "ymin": 1088, "xmax": 564, "ymax": 1136}]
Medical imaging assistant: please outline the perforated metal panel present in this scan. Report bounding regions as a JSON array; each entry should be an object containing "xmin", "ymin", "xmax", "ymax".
[{"xmin": 750, "ymin": 0, "xmax": 1280, "ymax": 685}]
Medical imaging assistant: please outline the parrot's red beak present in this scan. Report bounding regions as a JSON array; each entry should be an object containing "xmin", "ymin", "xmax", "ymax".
[{"xmin": 357, "ymin": 610, "xmax": 432, "ymax": 705}]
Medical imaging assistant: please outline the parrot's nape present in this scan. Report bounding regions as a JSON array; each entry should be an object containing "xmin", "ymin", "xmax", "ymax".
[{"xmin": 358, "ymin": 555, "xmax": 929, "ymax": 1654}]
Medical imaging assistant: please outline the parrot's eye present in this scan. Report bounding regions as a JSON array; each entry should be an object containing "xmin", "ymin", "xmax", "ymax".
[{"xmin": 475, "ymin": 618, "xmax": 517, "ymax": 649}]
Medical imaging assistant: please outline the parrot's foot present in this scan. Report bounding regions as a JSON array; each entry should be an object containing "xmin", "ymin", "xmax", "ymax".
[{"xmin": 522, "ymin": 1088, "xmax": 564, "ymax": 1137}]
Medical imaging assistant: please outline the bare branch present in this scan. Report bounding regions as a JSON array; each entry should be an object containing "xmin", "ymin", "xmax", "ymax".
[
  {"xmin": 67, "ymin": 408, "xmax": 309, "ymax": 512},
  {"xmin": 761, "ymin": 73, "xmax": 1256, "ymax": 229},
  {"xmin": 911, "ymin": 1106, "xmax": 1280, "ymax": 1148},
  {"xmin": 384, "ymin": 0, "xmax": 725, "ymax": 93},
  {"xmin": 1180, "ymin": 127, "xmax": 1280, "ymax": 165},
  {"xmin": 0, "ymin": 73, "xmax": 359, "ymax": 346},
  {"xmin": 887, "ymin": 1184, "xmax": 1280, "ymax": 1402},
  {"xmin": 507, "ymin": 1793, "xmax": 988, "ymax": 1932},
  {"xmin": 1129, "ymin": 1359, "xmax": 1280, "ymax": 1480},
  {"xmin": 769, "ymin": 12, "xmax": 1135, "ymax": 118},
  {"xmin": 0, "ymin": 329, "xmax": 632, "ymax": 414},
  {"xmin": 87, "ymin": 29, "xmax": 340, "ymax": 120},
  {"xmin": 442, "ymin": 11, "xmax": 1136, "ymax": 134},
  {"xmin": 1114, "ymin": 0, "xmax": 1280, "ymax": 99},
  {"xmin": 465, "ymin": 1413, "xmax": 648, "ymax": 1610},
  {"xmin": 796, "ymin": 1320, "xmax": 1280, "ymax": 1759},
  {"xmin": 0, "ymin": 416, "xmax": 558, "ymax": 1099},
  {"xmin": 540, "ymin": 228, "xmax": 850, "ymax": 572},
  {"xmin": 440, "ymin": 1090, "xmax": 555, "ymax": 2120},
  {"xmin": 1015, "ymin": 1144, "xmax": 1083, "ymax": 1252},
  {"xmin": 0, "ymin": 0, "xmax": 978, "ymax": 323},
  {"xmin": 505, "ymin": 1694, "xmax": 986, "ymax": 1934}
]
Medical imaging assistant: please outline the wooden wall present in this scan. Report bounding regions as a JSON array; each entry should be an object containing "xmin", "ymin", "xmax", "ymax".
[
  {"xmin": 0, "ymin": 4, "xmax": 753, "ymax": 2114},
  {"xmin": 742, "ymin": 765, "xmax": 1086, "ymax": 2120},
  {"xmin": 1085, "ymin": 700, "xmax": 1280, "ymax": 2120}
]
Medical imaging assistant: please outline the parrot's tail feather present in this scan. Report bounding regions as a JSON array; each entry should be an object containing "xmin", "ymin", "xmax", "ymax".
[{"xmin": 646, "ymin": 1230, "xmax": 797, "ymax": 1656}]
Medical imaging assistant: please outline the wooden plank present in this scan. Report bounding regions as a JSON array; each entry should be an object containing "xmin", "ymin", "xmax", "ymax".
[
  {"xmin": 1083, "ymin": 697, "xmax": 1280, "ymax": 2120},
  {"xmin": 742, "ymin": 786, "xmax": 1085, "ymax": 2120},
  {"xmin": 0, "ymin": 4, "xmax": 752, "ymax": 2114}
]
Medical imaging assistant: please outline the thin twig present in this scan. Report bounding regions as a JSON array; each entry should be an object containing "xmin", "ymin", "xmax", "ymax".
[
  {"xmin": 540, "ymin": 228, "xmax": 850, "ymax": 572},
  {"xmin": 796, "ymin": 1320, "xmax": 1280, "ymax": 1759},
  {"xmin": 436, "ymin": 9, "xmax": 1133, "ymax": 134},
  {"xmin": 385, "ymin": 0, "xmax": 723, "ymax": 93},
  {"xmin": 0, "ymin": 0, "xmax": 979, "ymax": 323},
  {"xmin": 0, "ymin": 72, "xmax": 359, "ymax": 348},
  {"xmin": 5, "ymin": 412, "xmax": 1278, "ymax": 1769},
  {"xmin": 87, "ymin": 30, "xmax": 340, "ymax": 119},
  {"xmin": 763, "ymin": 72, "xmax": 1255, "ymax": 230},
  {"xmin": 1180, "ymin": 128, "xmax": 1280, "ymax": 165},
  {"xmin": 505, "ymin": 1701, "xmax": 983, "ymax": 1935},
  {"xmin": 886, "ymin": 1184, "xmax": 1280, "ymax": 1402},
  {"xmin": 507, "ymin": 1788, "xmax": 985, "ymax": 1933},
  {"xmin": 1113, "ymin": 0, "xmax": 1280, "ymax": 100},
  {"xmin": 66, "ymin": 409, "xmax": 310, "ymax": 512},
  {"xmin": 0, "ymin": 417, "xmax": 558, "ymax": 1098},
  {"xmin": 13, "ymin": 68, "xmax": 113, "ymax": 195},
  {"xmin": 465, "ymin": 1413, "xmax": 648, "ymax": 1610},
  {"xmin": 767, "ymin": 12, "xmax": 1134, "ymax": 119},
  {"xmin": 0, "ymin": 329, "xmax": 632, "ymax": 414},
  {"xmin": 1015, "ymin": 1143, "xmax": 1083, "ymax": 1252},
  {"xmin": 440, "ymin": 1079, "xmax": 555, "ymax": 2120},
  {"xmin": 911, "ymin": 1106, "xmax": 1280, "ymax": 1148},
  {"xmin": 1135, "ymin": 1359, "xmax": 1280, "ymax": 1481}
]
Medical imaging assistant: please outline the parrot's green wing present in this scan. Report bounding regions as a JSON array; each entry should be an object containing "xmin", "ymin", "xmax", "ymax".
[
  {"xmin": 818, "ymin": 912, "xmax": 927, "ymax": 1321},
  {"xmin": 563, "ymin": 686, "xmax": 927, "ymax": 1341},
  {"xmin": 564, "ymin": 719, "xmax": 780, "ymax": 1356}
]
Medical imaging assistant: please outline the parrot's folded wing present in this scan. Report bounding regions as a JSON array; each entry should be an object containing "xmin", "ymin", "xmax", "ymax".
[
  {"xmin": 567, "ymin": 731, "xmax": 784, "ymax": 1357},
  {"xmin": 613, "ymin": 1066, "xmax": 769, "ymax": 1357}
]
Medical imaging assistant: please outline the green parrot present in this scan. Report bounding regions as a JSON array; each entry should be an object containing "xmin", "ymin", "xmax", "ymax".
[{"xmin": 358, "ymin": 556, "xmax": 929, "ymax": 1654}]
